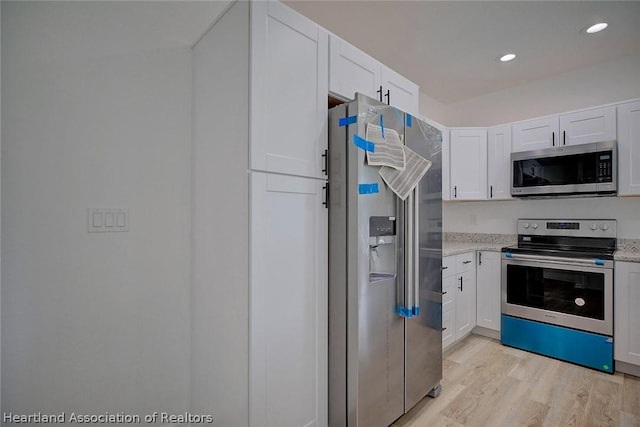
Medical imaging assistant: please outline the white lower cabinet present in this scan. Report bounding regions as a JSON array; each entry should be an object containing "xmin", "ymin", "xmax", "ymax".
[
  {"xmin": 250, "ymin": 172, "xmax": 328, "ymax": 427},
  {"xmin": 614, "ymin": 261, "xmax": 640, "ymax": 368},
  {"xmin": 442, "ymin": 252, "xmax": 477, "ymax": 349},
  {"xmin": 476, "ymin": 251, "xmax": 501, "ymax": 331}
]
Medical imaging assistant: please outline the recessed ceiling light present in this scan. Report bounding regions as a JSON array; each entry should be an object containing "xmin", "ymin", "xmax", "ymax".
[
  {"xmin": 586, "ymin": 22, "xmax": 608, "ymax": 34},
  {"xmin": 499, "ymin": 53, "xmax": 516, "ymax": 63}
]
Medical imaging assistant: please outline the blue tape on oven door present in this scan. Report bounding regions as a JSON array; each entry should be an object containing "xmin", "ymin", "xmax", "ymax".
[
  {"xmin": 353, "ymin": 135, "xmax": 375, "ymax": 152},
  {"xmin": 595, "ymin": 259, "xmax": 605, "ymax": 266},
  {"xmin": 339, "ymin": 115, "xmax": 357, "ymax": 127},
  {"xmin": 505, "ymin": 252, "xmax": 513, "ymax": 258},
  {"xmin": 358, "ymin": 183, "xmax": 379, "ymax": 195},
  {"xmin": 406, "ymin": 114, "xmax": 412, "ymax": 128}
]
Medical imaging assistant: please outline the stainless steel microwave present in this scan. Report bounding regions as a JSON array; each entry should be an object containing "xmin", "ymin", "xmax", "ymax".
[{"xmin": 511, "ymin": 141, "xmax": 617, "ymax": 197}]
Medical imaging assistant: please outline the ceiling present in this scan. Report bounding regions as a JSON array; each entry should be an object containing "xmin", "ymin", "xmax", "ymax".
[
  {"xmin": 8, "ymin": 1, "xmax": 639, "ymax": 105},
  {"xmin": 284, "ymin": 1, "xmax": 640, "ymax": 104}
]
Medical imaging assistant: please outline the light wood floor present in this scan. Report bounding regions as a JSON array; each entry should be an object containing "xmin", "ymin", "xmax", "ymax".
[{"xmin": 392, "ymin": 334, "xmax": 640, "ymax": 427}]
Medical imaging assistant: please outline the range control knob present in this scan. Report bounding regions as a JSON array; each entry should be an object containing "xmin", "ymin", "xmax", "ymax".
[
  {"xmin": 532, "ymin": 223, "xmax": 538, "ymax": 229},
  {"xmin": 522, "ymin": 222, "xmax": 530, "ymax": 229},
  {"xmin": 590, "ymin": 223, "xmax": 598, "ymax": 231},
  {"xmin": 600, "ymin": 223, "xmax": 609, "ymax": 231}
]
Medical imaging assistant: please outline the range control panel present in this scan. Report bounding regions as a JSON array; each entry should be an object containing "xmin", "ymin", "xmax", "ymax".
[{"xmin": 517, "ymin": 219, "xmax": 616, "ymax": 238}]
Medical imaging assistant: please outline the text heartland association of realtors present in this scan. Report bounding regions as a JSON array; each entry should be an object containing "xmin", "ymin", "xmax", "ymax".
[{"xmin": 3, "ymin": 412, "xmax": 214, "ymax": 424}]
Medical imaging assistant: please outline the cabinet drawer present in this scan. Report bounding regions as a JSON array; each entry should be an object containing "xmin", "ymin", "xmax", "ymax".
[
  {"xmin": 456, "ymin": 252, "xmax": 475, "ymax": 273},
  {"xmin": 442, "ymin": 256, "xmax": 456, "ymax": 277}
]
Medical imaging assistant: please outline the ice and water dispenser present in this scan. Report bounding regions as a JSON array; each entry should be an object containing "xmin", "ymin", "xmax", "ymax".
[{"xmin": 369, "ymin": 216, "xmax": 397, "ymax": 282}]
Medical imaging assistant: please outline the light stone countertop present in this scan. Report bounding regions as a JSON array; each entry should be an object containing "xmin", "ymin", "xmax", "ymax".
[
  {"xmin": 614, "ymin": 251, "xmax": 640, "ymax": 263},
  {"xmin": 442, "ymin": 241, "xmax": 511, "ymax": 257}
]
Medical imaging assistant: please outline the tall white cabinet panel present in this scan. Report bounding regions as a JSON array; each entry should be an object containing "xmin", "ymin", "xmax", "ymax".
[
  {"xmin": 559, "ymin": 106, "xmax": 616, "ymax": 147},
  {"xmin": 250, "ymin": 172, "xmax": 328, "ymax": 427},
  {"xmin": 329, "ymin": 35, "xmax": 381, "ymax": 102},
  {"xmin": 487, "ymin": 125, "xmax": 512, "ymax": 200},
  {"xmin": 449, "ymin": 129, "xmax": 488, "ymax": 200},
  {"xmin": 614, "ymin": 262, "xmax": 640, "ymax": 366},
  {"xmin": 251, "ymin": 1, "xmax": 328, "ymax": 179},
  {"xmin": 617, "ymin": 100, "xmax": 640, "ymax": 196},
  {"xmin": 381, "ymin": 66, "xmax": 420, "ymax": 117},
  {"xmin": 512, "ymin": 116, "xmax": 559, "ymax": 152},
  {"xmin": 476, "ymin": 251, "xmax": 501, "ymax": 331}
]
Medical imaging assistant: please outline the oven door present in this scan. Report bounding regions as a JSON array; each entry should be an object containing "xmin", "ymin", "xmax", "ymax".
[{"xmin": 501, "ymin": 253, "xmax": 613, "ymax": 336}]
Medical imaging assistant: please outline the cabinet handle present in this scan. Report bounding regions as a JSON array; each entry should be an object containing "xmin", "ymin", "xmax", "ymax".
[
  {"xmin": 458, "ymin": 277, "xmax": 463, "ymax": 291},
  {"xmin": 322, "ymin": 182, "xmax": 329, "ymax": 208},
  {"xmin": 490, "ymin": 186, "xmax": 493, "ymax": 198},
  {"xmin": 377, "ymin": 86, "xmax": 383, "ymax": 102},
  {"xmin": 442, "ymin": 327, "xmax": 447, "ymax": 331},
  {"xmin": 442, "ymin": 266, "xmax": 448, "ymax": 270},
  {"xmin": 463, "ymin": 260, "xmax": 472, "ymax": 264},
  {"xmin": 454, "ymin": 186, "xmax": 457, "ymax": 198},
  {"xmin": 552, "ymin": 131, "xmax": 555, "ymax": 147},
  {"xmin": 479, "ymin": 252, "xmax": 482, "ymax": 265},
  {"xmin": 442, "ymin": 291, "xmax": 448, "ymax": 295},
  {"xmin": 563, "ymin": 130, "xmax": 566, "ymax": 146},
  {"xmin": 385, "ymin": 89, "xmax": 390, "ymax": 105},
  {"xmin": 321, "ymin": 149, "xmax": 328, "ymax": 176}
]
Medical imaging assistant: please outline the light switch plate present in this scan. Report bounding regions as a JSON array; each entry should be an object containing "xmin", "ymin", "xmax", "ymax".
[{"xmin": 88, "ymin": 208, "xmax": 129, "ymax": 232}]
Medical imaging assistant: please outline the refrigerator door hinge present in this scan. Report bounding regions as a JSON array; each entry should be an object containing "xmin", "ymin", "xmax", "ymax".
[
  {"xmin": 322, "ymin": 149, "xmax": 328, "ymax": 176},
  {"xmin": 322, "ymin": 181, "xmax": 329, "ymax": 209}
]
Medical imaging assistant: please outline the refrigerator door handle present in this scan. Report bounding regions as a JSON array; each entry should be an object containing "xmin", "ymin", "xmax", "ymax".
[
  {"xmin": 405, "ymin": 190, "xmax": 414, "ymax": 316},
  {"xmin": 412, "ymin": 185, "xmax": 420, "ymax": 316}
]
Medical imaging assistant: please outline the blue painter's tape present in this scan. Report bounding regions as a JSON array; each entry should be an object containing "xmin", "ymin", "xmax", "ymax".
[
  {"xmin": 406, "ymin": 114, "xmax": 412, "ymax": 128},
  {"xmin": 505, "ymin": 252, "xmax": 513, "ymax": 258},
  {"xmin": 397, "ymin": 307, "xmax": 413, "ymax": 318},
  {"xmin": 379, "ymin": 115, "xmax": 385, "ymax": 139},
  {"xmin": 412, "ymin": 306, "xmax": 420, "ymax": 317},
  {"xmin": 358, "ymin": 183, "xmax": 379, "ymax": 195},
  {"xmin": 339, "ymin": 115, "xmax": 357, "ymax": 127},
  {"xmin": 353, "ymin": 135, "xmax": 375, "ymax": 152},
  {"xmin": 595, "ymin": 259, "xmax": 605, "ymax": 266}
]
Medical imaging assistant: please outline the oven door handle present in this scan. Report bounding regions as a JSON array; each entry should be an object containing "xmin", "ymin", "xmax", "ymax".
[{"xmin": 503, "ymin": 252, "xmax": 613, "ymax": 268}]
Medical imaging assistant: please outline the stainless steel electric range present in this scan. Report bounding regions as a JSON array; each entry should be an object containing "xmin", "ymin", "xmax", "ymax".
[{"xmin": 501, "ymin": 219, "xmax": 616, "ymax": 373}]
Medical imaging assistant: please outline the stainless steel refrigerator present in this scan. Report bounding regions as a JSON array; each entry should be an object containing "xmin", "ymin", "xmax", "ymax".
[{"xmin": 328, "ymin": 94, "xmax": 443, "ymax": 427}]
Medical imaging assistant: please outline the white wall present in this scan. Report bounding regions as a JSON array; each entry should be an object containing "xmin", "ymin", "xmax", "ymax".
[
  {"xmin": 191, "ymin": 2, "xmax": 249, "ymax": 426},
  {"xmin": 444, "ymin": 197, "xmax": 640, "ymax": 239},
  {"xmin": 2, "ymin": 2, "xmax": 191, "ymax": 419},
  {"xmin": 442, "ymin": 53, "xmax": 640, "ymax": 127},
  {"xmin": 419, "ymin": 90, "xmax": 448, "ymax": 125}
]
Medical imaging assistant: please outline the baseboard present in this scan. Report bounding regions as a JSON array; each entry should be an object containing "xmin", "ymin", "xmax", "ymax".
[
  {"xmin": 615, "ymin": 360, "xmax": 640, "ymax": 377},
  {"xmin": 472, "ymin": 326, "xmax": 500, "ymax": 340}
]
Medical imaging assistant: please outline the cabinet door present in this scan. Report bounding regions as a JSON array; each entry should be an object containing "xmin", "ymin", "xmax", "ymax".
[
  {"xmin": 455, "ymin": 268, "xmax": 477, "ymax": 339},
  {"xmin": 381, "ymin": 66, "xmax": 419, "ymax": 116},
  {"xmin": 487, "ymin": 125, "xmax": 512, "ymax": 200},
  {"xmin": 442, "ymin": 310, "xmax": 455, "ymax": 349},
  {"xmin": 476, "ymin": 251, "xmax": 501, "ymax": 332},
  {"xmin": 250, "ymin": 172, "xmax": 328, "ymax": 427},
  {"xmin": 559, "ymin": 106, "xmax": 616, "ymax": 146},
  {"xmin": 329, "ymin": 35, "xmax": 381, "ymax": 102},
  {"xmin": 450, "ymin": 129, "xmax": 488, "ymax": 200},
  {"xmin": 251, "ymin": 1, "xmax": 328, "ymax": 178},
  {"xmin": 614, "ymin": 262, "xmax": 640, "ymax": 366},
  {"xmin": 512, "ymin": 116, "xmax": 559, "ymax": 152},
  {"xmin": 618, "ymin": 101, "xmax": 640, "ymax": 196}
]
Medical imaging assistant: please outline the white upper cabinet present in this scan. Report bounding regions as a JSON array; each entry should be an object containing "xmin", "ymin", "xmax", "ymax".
[
  {"xmin": 512, "ymin": 116, "xmax": 559, "ymax": 152},
  {"xmin": 617, "ymin": 100, "xmax": 640, "ymax": 196},
  {"xmin": 559, "ymin": 106, "xmax": 616, "ymax": 146},
  {"xmin": 487, "ymin": 125, "xmax": 512, "ymax": 200},
  {"xmin": 328, "ymin": 35, "xmax": 381, "ymax": 102},
  {"xmin": 329, "ymin": 35, "xmax": 419, "ymax": 116},
  {"xmin": 380, "ymin": 66, "xmax": 420, "ymax": 116},
  {"xmin": 251, "ymin": 1, "xmax": 328, "ymax": 179},
  {"xmin": 449, "ymin": 129, "xmax": 488, "ymax": 200}
]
